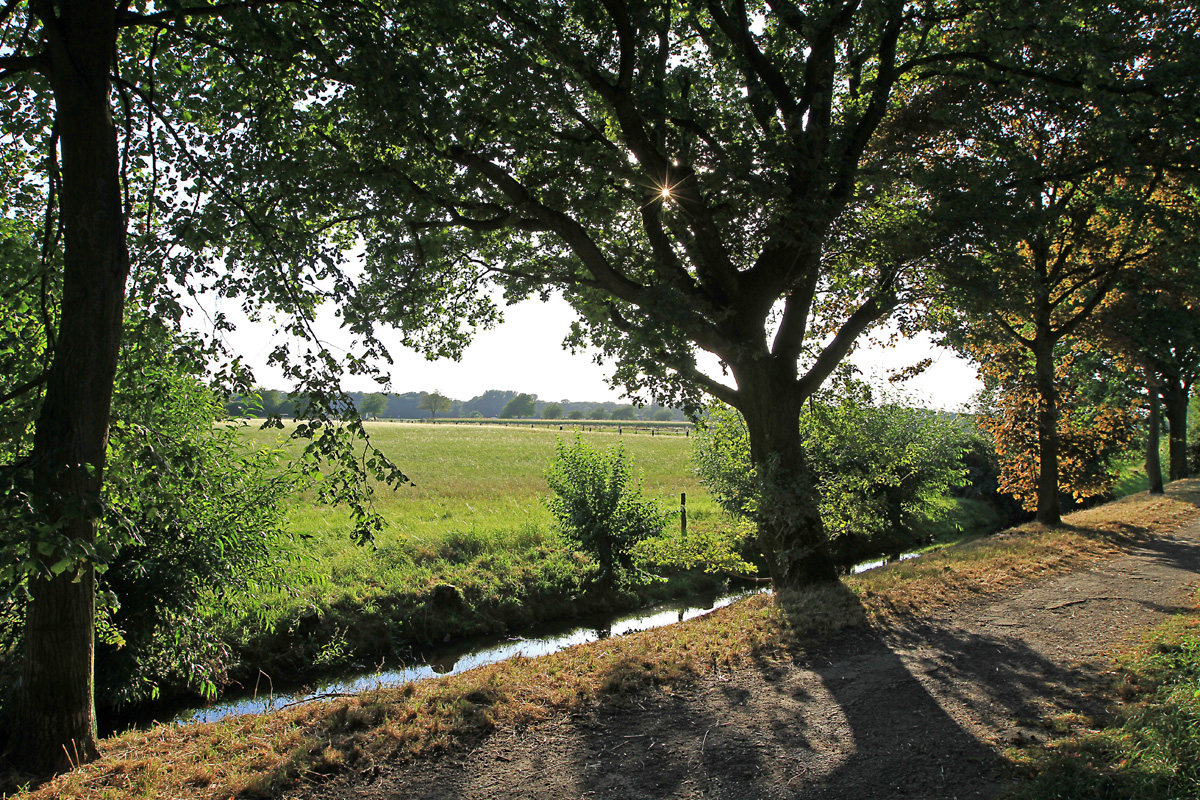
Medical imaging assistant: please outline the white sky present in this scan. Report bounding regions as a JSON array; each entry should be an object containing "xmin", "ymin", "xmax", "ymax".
[{"xmin": 200, "ymin": 291, "xmax": 982, "ymax": 411}]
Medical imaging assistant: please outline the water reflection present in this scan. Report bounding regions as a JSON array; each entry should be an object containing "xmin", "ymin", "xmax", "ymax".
[
  {"xmin": 168, "ymin": 590, "xmax": 759, "ymax": 726},
  {"xmin": 851, "ymin": 549, "xmax": 921, "ymax": 574}
]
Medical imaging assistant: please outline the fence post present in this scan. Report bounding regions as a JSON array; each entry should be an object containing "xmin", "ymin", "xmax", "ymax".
[{"xmin": 680, "ymin": 492, "xmax": 687, "ymax": 540}]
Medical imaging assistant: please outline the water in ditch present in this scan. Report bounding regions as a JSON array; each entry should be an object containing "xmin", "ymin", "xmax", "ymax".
[
  {"xmin": 122, "ymin": 547, "xmax": 921, "ymax": 729},
  {"xmin": 163, "ymin": 588, "xmax": 765, "ymax": 727}
]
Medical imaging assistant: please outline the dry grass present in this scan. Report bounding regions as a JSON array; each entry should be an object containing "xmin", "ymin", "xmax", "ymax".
[
  {"xmin": 10, "ymin": 481, "xmax": 1200, "ymax": 800},
  {"xmin": 852, "ymin": 481, "xmax": 1200, "ymax": 620}
]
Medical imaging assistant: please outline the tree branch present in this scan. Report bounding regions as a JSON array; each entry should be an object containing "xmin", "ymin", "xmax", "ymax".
[
  {"xmin": 0, "ymin": 52, "xmax": 46, "ymax": 79},
  {"xmin": 117, "ymin": 0, "xmax": 290, "ymax": 27},
  {"xmin": 704, "ymin": 0, "xmax": 797, "ymax": 120},
  {"xmin": 0, "ymin": 373, "xmax": 48, "ymax": 406},
  {"xmin": 831, "ymin": 8, "xmax": 902, "ymax": 201},
  {"xmin": 796, "ymin": 278, "xmax": 894, "ymax": 398}
]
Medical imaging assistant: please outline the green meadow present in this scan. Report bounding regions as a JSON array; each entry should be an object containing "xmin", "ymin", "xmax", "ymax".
[{"xmin": 213, "ymin": 422, "xmax": 727, "ymax": 685}]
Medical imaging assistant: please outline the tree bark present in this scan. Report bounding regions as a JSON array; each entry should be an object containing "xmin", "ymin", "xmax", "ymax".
[
  {"xmin": 1146, "ymin": 381, "xmax": 1164, "ymax": 495},
  {"xmin": 732, "ymin": 361, "xmax": 838, "ymax": 587},
  {"xmin": 1032, "ymin": 335, "xmax": 1061, "ymax": 524},
  {"xmin": 1161, "ymin": 378, "xmax": 1190, "ymax": 482},
  {"xmin": 12, "ymin": 0, "xmax": 128, "ymax": 774}
]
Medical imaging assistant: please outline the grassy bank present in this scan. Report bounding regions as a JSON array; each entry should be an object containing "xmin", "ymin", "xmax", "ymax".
[
  {"xmin": 15, "ymin": 480, "xmax": 1200, "ymax": 799},
  {"xmin": 206, "ymin": 423, "xmax": 729, "ymax": 686}
]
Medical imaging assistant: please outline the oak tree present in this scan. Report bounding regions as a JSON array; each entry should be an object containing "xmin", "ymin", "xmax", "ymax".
[{"xmin": 211, "ymin": 0, "xmax": 1029, "ymax": 588}]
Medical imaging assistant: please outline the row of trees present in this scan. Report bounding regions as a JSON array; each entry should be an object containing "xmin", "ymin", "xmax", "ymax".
[
  {"xmin": 224, "ymin": 388, "xmax": 685, "ymax": 421},
  {"xmin": 1, "ymin": 0, "xmax": 1198, "ymax": 774}
]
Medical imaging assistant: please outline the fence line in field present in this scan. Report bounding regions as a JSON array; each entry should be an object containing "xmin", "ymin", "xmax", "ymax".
[{"xmin": 383, "ymin": 418, "xmax": 693, "ymax": 437}]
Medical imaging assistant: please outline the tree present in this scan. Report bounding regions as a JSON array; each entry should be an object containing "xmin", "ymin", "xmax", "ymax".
[
  {"xmin": 462, "ymin": 390, "xmax": 516, "ymax": 418},
  {"xmin": 208, "ymin": 2, "xmax": 1198, "ymax": 587},
  {"xmin": 545, "ymin": 435, "xmax": 665, "ymax": 587},
  {"xmin": 973, "ymin": 345, "xmax": 1140, "ymax": 512},
  {"xmin": 1094, "ymin": 231, "xmax": 1200, "ymax": 485},
  {"xmin": 541, "ymin": 402, "xmax": 564, "ymax": 420},
  {"xmin": 0, "ymin": 1, "xmax": 132, "ymax": 769},
  {"xmin": 652, "ymin": 409, "xmax": 675, "ymax": 422},
  {"xmin": 695, "ymin": 383, "xmax": 971, "ymax": 569},
  {"xmin": 0, "ymin": 0, "xmax": 408, "ymax": 774},
  {"xmin": 567, "ymin": 410, "xmax": 586, "ymax": 421},
  {"xmin": 611, "ymin": 406, "xmax": 637, "ymax": 421},
  {"xmin": 418, "ymin": 391, "xmax": 453, "ymax": 419},
  {"xmin": 500, "ymin": 393, "xmax": 537, "ymax": 419},
  {"xmin": 359, "ymin": 392, "xmax": 389, "ymax": 420},
  {"xmin": 212, "ymin": 0, "xmax": 1178, "ymax": 590},
  {"xmin": 258, "ymin": 388, "xmax": 291, "ymax": 418},
  {"xmin": 589, "ymin": 407, "xmax": 611, "ymax": 421},
  {"xmin": 928, "ymin": 95, "xmax": 1186, "ymax": 523}
]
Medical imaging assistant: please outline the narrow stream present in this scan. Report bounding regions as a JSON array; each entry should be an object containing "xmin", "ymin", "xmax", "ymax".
[
  {"xmin": 168, "ymin": 588, "xmax": 766, "ymax": 726},
  {"xmin": 129, "ymin": 548, "xmax": 920, "ymax": 729}
]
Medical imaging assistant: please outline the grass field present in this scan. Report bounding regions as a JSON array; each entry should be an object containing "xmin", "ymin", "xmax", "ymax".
[{"xmin": 211, "ymin": 422, "xmax": 729, "ymax": 685}]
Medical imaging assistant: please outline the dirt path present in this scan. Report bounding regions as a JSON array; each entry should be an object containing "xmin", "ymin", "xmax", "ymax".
[{"xmin": 295, "ymin": 523, "xmax": 1200, "ymax": 800}]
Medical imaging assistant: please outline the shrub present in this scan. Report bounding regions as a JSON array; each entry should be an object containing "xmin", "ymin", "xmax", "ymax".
[
  {"xmin": 545, "ymin": 435, "xmax": 666, "ymax": 587},
  {"xmin": 1, "ymin": 317, "xmax": 295, "ymax": 710},
  {"xmin": 694, "ymin": 382, "xmax": 973, "ymax": 570}
]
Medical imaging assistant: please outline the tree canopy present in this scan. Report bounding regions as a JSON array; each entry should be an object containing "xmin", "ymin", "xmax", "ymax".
[
  {"xmin": 418, "ymin": 390, "xmax": 454, "ymax": 419},
  {"xmin": 500, "ymin": 393, "xmax": 538, "ymax": 419},
  {"xmin": 193, "ymin": 0, "xmax": 1200, "ymax": 588}
]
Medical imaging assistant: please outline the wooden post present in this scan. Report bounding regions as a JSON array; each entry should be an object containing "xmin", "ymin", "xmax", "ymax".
[{"xmin": 680, "ymin": 492, "xmax": 687, "ymax": 540}]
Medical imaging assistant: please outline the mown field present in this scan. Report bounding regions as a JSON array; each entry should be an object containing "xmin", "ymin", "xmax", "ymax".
[{"xmin": 209, "ymin": 422, "xmax": 729, "ymax": 687}]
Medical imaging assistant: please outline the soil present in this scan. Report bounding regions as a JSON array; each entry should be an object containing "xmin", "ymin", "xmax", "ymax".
[{"xmin": 291, "ymin": 522, "xmax": 1200, "ymax": 800}]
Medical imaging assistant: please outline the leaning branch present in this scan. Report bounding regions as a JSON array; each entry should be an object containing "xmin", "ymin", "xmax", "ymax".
[
  {"xmin": 0, "ymin": 51, "xmax": 46, "ymax": 79},
  {"xmin": 796, "ymin": 278, "xmax": 894, "ymax": 398},
  {"xmin": 0, "ymin": 373, "xmax": 48, "ymax": 406}
]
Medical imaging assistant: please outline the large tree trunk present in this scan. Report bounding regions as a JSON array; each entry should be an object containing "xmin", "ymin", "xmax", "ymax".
[
  {"xmin": 12, "ymin": 0, "xmax": 128, "ymax": 774},
  {"xmin": 1146, "ymin": 381, "xmax": 1164, "ymax": 495},
  {"xmin": 732, "ymin": 362, "xmax": 838, "ymax": 588},
  {"xmin": 1161, "ymin": 378, "xmax": 1190, "ymax": 482},
  {"xmin": 1032, "ymin": 336, "xmax": 1061, "ymax": 524}
]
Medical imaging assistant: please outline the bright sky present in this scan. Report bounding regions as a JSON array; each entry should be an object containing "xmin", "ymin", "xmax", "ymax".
[{"xmin": 203, "ymin": 292, "xmax": 982, "ymax": 411}]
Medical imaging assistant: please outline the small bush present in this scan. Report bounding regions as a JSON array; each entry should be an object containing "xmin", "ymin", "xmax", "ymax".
[{"xmin": 545, "ymin": 435, "xmax": 666, "ymax": 587}]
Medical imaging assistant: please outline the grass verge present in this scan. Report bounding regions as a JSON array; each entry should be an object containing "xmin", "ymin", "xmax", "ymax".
[
  {"xmin": 8, "ymin": 480, "xmax": 1200, "ymax": 799},
  {"xmin": 1006, "ymin": 598, "xmax": 1200, "ymax": 799}
]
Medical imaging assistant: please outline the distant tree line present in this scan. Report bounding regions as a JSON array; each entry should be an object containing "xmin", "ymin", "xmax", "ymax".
[{"xmin": 224, "ymin": 388, "xmax": 686, "ymax": 422}]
